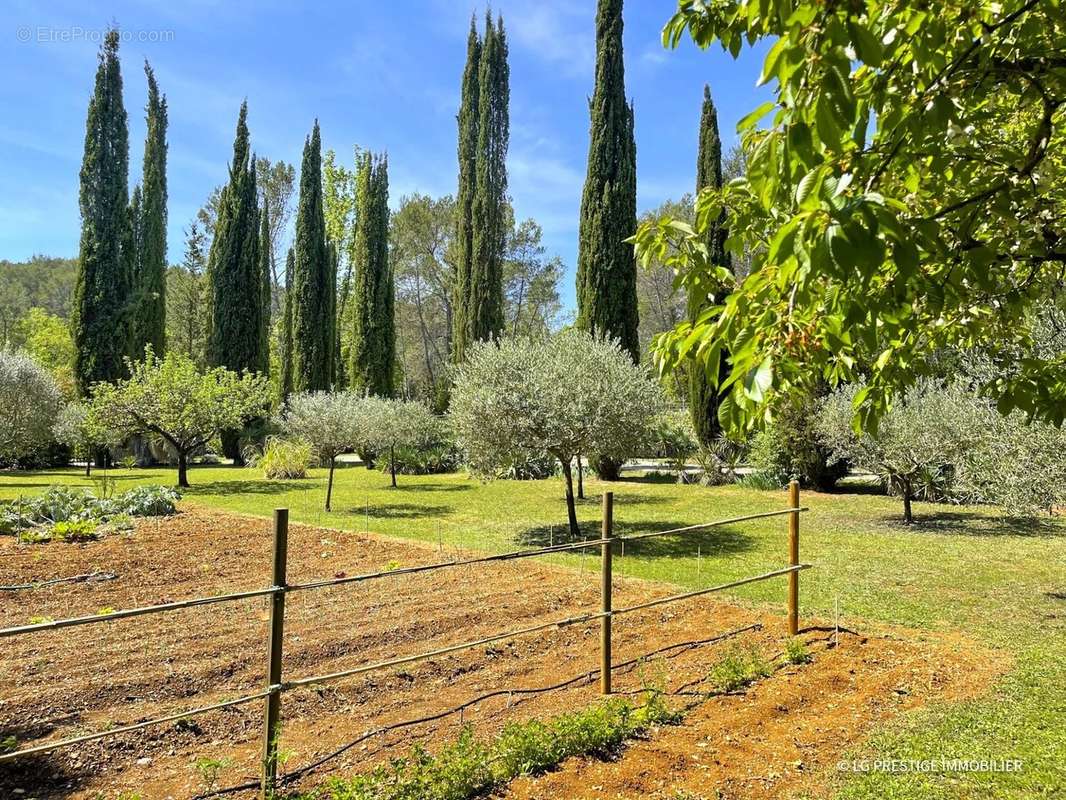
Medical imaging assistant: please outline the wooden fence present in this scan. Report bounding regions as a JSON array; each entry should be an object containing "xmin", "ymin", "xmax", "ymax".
[{"xmin": 0, "ymin": 482, "xmax": 809, "ymax": 798}]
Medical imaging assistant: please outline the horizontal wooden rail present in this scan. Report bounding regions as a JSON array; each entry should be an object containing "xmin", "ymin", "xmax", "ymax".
[
  {"xmin": 0, "ymin": 689, "xmax": 271, "ymax": 762},
  {"xmin": 619, "ymin": 507, "xmax": 809, "ymax": 544},
  {"xmin": 0, "ymin": 586, "xmax": 280, "ymax": 639},
  {"xmin": 286, "ymin": 536, "xmax": 613, "ymax": 592},
  {"xmin": 613, "ymin": 563, "xmax": 812, "ymax": 616}
]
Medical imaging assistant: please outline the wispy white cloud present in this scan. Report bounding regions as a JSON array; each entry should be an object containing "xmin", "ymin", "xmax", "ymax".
[{"xmin": 505, "ymin": 1, "xmax": 593, "ymax": 78}]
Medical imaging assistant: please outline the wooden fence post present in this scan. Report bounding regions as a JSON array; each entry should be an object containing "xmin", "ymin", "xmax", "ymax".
[
  {"xmin": 788, "ymin": 481, "xmax": 800, "ymax": 636},
  {"xmin": 601, "ymin": 492, "xmax": 613, "ymax": 695},
  {"xmin": 260, "ymin": 509, "xmax": 288, "ymax": 799}
]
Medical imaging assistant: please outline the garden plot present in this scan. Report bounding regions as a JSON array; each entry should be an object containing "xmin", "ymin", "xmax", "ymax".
[{"xmin": 0, "ymin": 508, "xmax": 1003, "ymax": 799}]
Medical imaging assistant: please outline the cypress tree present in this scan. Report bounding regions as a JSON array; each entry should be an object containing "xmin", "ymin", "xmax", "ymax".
[
  {"xmin": 575, "ymin": 0, "xmax": 639, "ymax": 363},
  {"xmin": 258, "ymin": 203, "xmax": 272, "ymax": 375},
  {"xmin": 131, "ymin": 61, "xmax": 168, "ymax": 360},
  {"xmin": 467, "ymin": 13, "xmax": 510, "ymax": 349},
  {"xmin": 689, "ymin": 84, "xmax": 732, "ymax": 447},
  {"xmin": 291, "ymin": 121, "xmax": 332, "ymax": 391},
  {"xmin": 73, "ymin": 28, "xmax": 131, "ymax": 395},
  {"xmin": 452, "ymin": 16, "xmax": 481, "ymax": 363},
  {"xmin": 279, "ymin": 247, "xmax": 295, "ymax": 402},
  {"xmin": 349, "ymin": 153, "xmax": 394, "ymax": 396},
  {"xmin": 205, "ymin": 102, "xmax": 263, "ymax": 375}
]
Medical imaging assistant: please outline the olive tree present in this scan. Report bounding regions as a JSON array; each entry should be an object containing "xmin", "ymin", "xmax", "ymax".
[
  {"xmin": 361, "ymin": 397, "xmax": 442, "ymax": 488},
  {"xmin": 90, "ymin": 349, "xmax": 270, "ymax": 487},
  {"xmin": 451, "ymin": 330, "xmax": 663, "ymax": 537},
  {"xmin": 0, "ymin": 351, "xmax": 62, "ymax": 465},
  {"xmin": 817, "ymin": 381, "xmax": 980, "ymax": 523},
  {"xmin": 278, "ymin": 391, "xmax": 367, "ymax": 510}
]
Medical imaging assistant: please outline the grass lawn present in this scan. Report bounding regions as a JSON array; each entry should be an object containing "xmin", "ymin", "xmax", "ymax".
[{"xmin": 2, "ymin": 463, "xmax": 1064, "ymax": 799}]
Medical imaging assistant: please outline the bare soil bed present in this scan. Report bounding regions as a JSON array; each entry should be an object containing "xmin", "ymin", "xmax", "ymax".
[{"xmin": 0, "ymin": 507, "xmax": 1005, "ymax": 800}]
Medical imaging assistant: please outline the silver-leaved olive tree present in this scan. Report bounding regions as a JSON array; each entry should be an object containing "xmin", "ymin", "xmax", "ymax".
[
  {"xmin": 90, "ymin": 349, "xmax": 270, "ymax": 487},
  {"xmin": 450, "ymin": 330, "xmax": 663, "ymax": 538},
  {"xmin": 0, "ymin": 351, "xmax": 62, "ymax": 465},
  {"xmin": 278, "ymin": 391, "xmax": 367, "ymax": 510}
]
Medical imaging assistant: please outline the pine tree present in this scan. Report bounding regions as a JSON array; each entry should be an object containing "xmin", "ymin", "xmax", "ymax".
[
  {"xmin": 349, "ymin": 153, "xmax": 394, "ymax": 396},
  {"xmin": 452, "ymin": 16, "xmax": 481, "ymax": 363},
  {"xmin": 689, "ymin": 84, "xmax": 732, "ymax": 447},
  {"xmin": 258, "ymin": 203, "xmax": 272, "ymax": 375},
  {"xmin": 73, "ymin": 28, "xmax": 132, "ymax": 395},
  {"xmin": 576, "ymin": 0, "xmax": 639, "ymax": 363},
  {"xmin": 131, "ymin": 61, "xmax": 168, "ymax": 360},
  {"xmin": 291, "ymin": 121, "xmax": 332, "ymax": 391},
  {"xmin": 205, "ymin": 102, "xmax": 263, "ymax": 375},
  {"xmin": 279, "ymin": 247, "xmax": 295, "ymax": 402},
  {"xmin": 467, "ymin": 13, "xmax": 510, "ymax": 348}
]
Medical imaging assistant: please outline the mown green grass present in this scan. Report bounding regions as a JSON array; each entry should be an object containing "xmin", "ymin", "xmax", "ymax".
[{"xmin": 2, "ymin": 463, "xmax": 1064, "ymax": 799}]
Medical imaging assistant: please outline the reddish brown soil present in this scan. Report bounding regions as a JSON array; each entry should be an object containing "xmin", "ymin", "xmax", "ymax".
[{"xmin": 0, "ymin": 508, "xmax": 1005, "ymax": 800}]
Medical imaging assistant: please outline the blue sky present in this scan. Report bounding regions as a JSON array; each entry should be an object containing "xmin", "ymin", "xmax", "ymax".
[{"xmin": 1, "ymin": 0, "xmax": 770, "ymax": 309}]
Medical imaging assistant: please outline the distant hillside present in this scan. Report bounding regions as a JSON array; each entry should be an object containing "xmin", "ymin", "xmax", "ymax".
[{"xmin": 0, "ymin": 255, "xmax": 77, "ymax": 319}]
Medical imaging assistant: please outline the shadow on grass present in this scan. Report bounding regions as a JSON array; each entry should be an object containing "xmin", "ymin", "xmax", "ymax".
[
  {"xmin": 389, "ymin": 481, "xmax": 473, "ymax": 493},
  {"xmin": 876, "ymin": 509, "xmax": 1065, "ymax": 538},
  {"xmin": 184, "ymin": 478, "xmax": 308, "ymax": 497},
  {"xmin": 515, "ymin": 520, "xmax": 755, "ymax": 560},
  {"xmin": 346, "ymin": 502, "xmax": 452, "ymax": 519}
]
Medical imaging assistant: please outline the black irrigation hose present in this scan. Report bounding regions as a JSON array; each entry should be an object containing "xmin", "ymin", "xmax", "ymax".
[
  {"xmin": 192, "ymin": 623, "xmax": 763, "ymax": 799},
  {"xmin": 0, "ymin": 571, "xmax": 118, "ymax": 592}
]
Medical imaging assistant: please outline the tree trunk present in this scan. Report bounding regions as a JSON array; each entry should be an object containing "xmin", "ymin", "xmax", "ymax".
[
  {"xmin": 903, "ymin": 491, "xmax": 913, "ymax": 524},
  {"xmin": 559, "ymin": 457, "xmax": 580, "ymax": 539},
  {"xmin": 177, "ymin": 452, "xmax": 190, "ymax": 488},
  {"xmin": 595, "ymin": 455, "xmax": 623, "ymax": 481},
  {"xmin": 577, "ymin": 454, "xmax": 585, "ymax": 500},
  {"xmin": 325, "ymin": 457, "xmax": 336, "ymax": 511},
  {"xmin": 84, "ymin": 458, "xmax": 91, "ymax": 478},
  {"xmin": 390, "ymin": 445, "xmax": 397, "ymax": 488}
]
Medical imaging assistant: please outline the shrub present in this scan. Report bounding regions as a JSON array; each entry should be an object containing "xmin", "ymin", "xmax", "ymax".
[
  {"xmin": 251, "ymin": 437, "xmax": 313, "ymax": 479},
  {"xmin": 749, "ymin": 391, "xmax": 847, "ymax": 490},
  {"xmin": 0, "ymin": 351, "xmax": 63, "ymax": 466},
  {"xmin": 708, "ymin": 644, "xmax": 773, "ymax": 692},
  {"xmin": 646, "ymin": 411, "xmax": 697, "ymax": 482}
]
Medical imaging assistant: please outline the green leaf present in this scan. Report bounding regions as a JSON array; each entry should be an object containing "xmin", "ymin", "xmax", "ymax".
[{"xmin": 737, "ymin": 101, "xmax": 777, "ymax": 133}]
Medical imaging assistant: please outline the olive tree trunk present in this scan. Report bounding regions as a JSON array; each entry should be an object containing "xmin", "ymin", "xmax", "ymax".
[{"xmin": 558, "ymin": 455, "xmax": 580, "ymax": 539}]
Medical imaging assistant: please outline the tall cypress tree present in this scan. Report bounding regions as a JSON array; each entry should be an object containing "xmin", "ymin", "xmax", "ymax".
[
  {"xmin": 73, "ymin": 28, "xmax": 131, "ymax": 395},
  {"xmin": 350, "ymin": 153, "xmax": 394, "ymax": 396},
  {"xmin": 131, "ymin": 61, "xmax": 168, "ymax": 360},
  {"xmin": 279, "ymin": 247, "xmax": 295, "ymax": 402},
  {"xmin": 258, "ymin": 203, "xmax": 272, "ymax": 375},
  {"xmin": 575, "ymin": 0, "xmax": 639, "ymax": 363},
  {"xmin": 206, "ymin": 102, "xmax": 263, "ymax": 375},
  {"xmin": 467, "ymin": 13, "xmax": 510, "ymax": 348},
  {"xmin": 689, "ymin": 84, "xmax": 732, "ymax": 447},
  {"xmin": 452, "ymin": 16, "xmax": 481, "ymax": 363},
  {"xmin": 291, "ymin": 121, "xmax": 332, "ymax": 391}
]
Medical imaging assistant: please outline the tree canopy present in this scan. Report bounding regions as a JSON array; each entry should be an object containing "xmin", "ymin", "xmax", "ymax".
[
  {"xmin": 634, "ymin": 0, "xmax": 1066, "ymax": 432},
  {"xmin": 450, "ymin": 330, "xmax": 662, "ymax": 537},
  {"xmin": 89, "ymin": 349, "xmax": 269, "ymax": 487}
]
